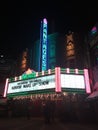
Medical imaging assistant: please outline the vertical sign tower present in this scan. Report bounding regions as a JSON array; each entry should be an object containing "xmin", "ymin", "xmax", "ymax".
[{"xmin": 40, "ymin": 18, "xmax": 48, "ymax": 71}]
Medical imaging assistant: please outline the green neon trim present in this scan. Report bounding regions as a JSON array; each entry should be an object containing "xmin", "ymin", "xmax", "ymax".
[{"xmin": 22, "ymin": 73, "xmax": 36, "ymax": 80}]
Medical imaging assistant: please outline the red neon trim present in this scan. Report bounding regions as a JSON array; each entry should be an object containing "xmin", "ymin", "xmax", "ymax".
[
  {"xmin": 55, "ymin": 67, "xmax": 61, "ymax": 92},
  {"xmin": 36, "ymin": 72, "xmax": 38, "ymax": 77},
  {"xmin": 42, "ymin": 71, "xmax": 44, "ymax": 75},
  {"xmin": 48, "ymin": 69, "xmax": 51, "ymax": 74},
  {"xmin": 3, "ymin": 78, "xmax": 9, "ymax": 97},
  {"xmin": 75, "ymin": 68, "xmax": 79, "ymax": 74},
  {"xmin": 66, "ymin": 68, "xmax": 70, "ymax": 73},
  {"xmin": 84, "ymin": 69, "xmax": 91, "ymax": 93}
]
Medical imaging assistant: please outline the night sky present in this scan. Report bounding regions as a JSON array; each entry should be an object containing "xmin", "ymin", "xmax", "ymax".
[{"xmin": 0, "ymin": 0, "xmax": 98, "ymax": 58}]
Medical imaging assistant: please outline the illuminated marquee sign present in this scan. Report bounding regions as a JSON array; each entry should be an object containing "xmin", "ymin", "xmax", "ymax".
[
  {"xmin": 4, "ymin": 67, "xmax": 91, "ymax": 97},
  {"xmin": 7, "ymin": 75, "xmax": 55, "ymax": 94},
  {"xmin": 41, "ymin": 18, "xmax": 48, "ymax": 71},
  {"xmin": 61, "ymin": 74, "xmax": 85, "ymax": 89}
]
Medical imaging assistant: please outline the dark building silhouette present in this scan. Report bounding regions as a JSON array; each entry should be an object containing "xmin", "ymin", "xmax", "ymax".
[{"xmin": 87, "ymin": 23, "xmax": 98, "ymax": 93}]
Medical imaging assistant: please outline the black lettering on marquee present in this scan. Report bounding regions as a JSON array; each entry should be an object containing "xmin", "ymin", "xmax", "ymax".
[
  {"xmin": 23, "ymin": 84, "xmax": 31, "ymax": 88},
  {"xmin": 12, "ymin": 86, "xmax": 21, "ymax": 89}
]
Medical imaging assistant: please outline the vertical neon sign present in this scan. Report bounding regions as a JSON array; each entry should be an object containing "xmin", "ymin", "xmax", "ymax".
[{"xmin": 41, "ymin": 18, "xmax": 48, "ymax": 71}]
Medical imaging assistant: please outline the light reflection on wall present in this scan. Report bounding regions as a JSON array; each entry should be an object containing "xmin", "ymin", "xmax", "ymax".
[
  {"xmin": 66, "ymin": 33, "xmax": 75, "ymax": 58},
  {"xmin": 21, "ymin": 50, "xmax": 28, "ymax": 72}
]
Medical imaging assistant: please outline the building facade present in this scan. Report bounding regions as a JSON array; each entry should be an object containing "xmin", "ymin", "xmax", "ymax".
[{"xmin": 87, "ymin": 23, "xmax": 98, "ymax": 91}]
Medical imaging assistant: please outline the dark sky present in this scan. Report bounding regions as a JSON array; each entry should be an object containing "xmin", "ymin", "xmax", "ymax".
[{"xmin": 0, "ymin": 0, "xmax": 98, "ymax": 58}]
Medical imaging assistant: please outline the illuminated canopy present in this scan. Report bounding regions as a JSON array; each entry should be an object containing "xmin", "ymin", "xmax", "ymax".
[{"xmin": 4, "ymin": 67, "xmax": 91, "ymax": 98}]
